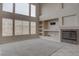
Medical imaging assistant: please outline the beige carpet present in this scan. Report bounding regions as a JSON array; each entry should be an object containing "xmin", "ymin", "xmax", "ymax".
[{"xmin": 0, "ymin": 38, "xmax": 64, "ymax": 56}]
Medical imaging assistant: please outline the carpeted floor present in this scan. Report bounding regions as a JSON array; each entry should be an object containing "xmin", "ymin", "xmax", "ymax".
[{"xmin": 0, "ymin": 38, "xmax": 65, "ymax": 56}]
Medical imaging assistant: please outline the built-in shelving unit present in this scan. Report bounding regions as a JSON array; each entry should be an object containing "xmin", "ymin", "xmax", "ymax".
[
  {"xmin": 38, "ymin": 21, "xmax": 43, "ymax": 36},
  {"xmin": 38, "ymin": 18, "xmax": 60, "ymax": 36}
]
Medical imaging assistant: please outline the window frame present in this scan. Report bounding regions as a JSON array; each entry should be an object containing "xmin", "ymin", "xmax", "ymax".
[{"xmin": 2, "ymin": 3, "xmax": 37, "ymax": 37}]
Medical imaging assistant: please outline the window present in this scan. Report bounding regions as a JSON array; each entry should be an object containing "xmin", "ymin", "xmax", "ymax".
[
  {"xmin": 3, "ymin": 3, "xmax": 13, "ymax": 12},
  {"xmin": 31, "ymin": 22, "xmax": 36, "ymax": 34},
  {"xmin": 15, "ymin": 20, "xmax": 23, "ymax": 35},
  {"xmin": 23, "ymin": 21, "xmax": 29, "ymax": 34},
  {"xmin": 15, "ymin": 3, "xmax": 29, "ymax": 15},
  {"xmin": 31, "ymin": 4, "xmax": 36, "ymax": 17},
  {"xmin": 2, "ymin": 18, "xmax": 13, "ymax": 36},
  {"xmin": 15, "ymin": 20, "xmax": 29, "ymax": 35}
]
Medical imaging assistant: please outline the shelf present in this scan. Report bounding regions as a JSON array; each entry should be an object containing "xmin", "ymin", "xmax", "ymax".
[
  {"xmin": 38, "ymin": 32, "xmax": 43, "ymax": 35},
  {"xmin": 39, "ymin": 24, "xmax": 43, "ymax": 26},
  {"xmin": 39, "ymin": 28, "xmax": 43, "ymax": 30},
  {"xmin": 38, "ymin": 26, "xmax": 43, "ymax": 28},
  {"xmin": 39, "ymin": 21, "xmax": 43, "ymax": 24},
  {"xmin": 44, "ymin": 29, "xmax": 60, "ymax": 32},
  {"xmin": 39, "ymin": 31, "xmax": 43, "ymax": 33}
]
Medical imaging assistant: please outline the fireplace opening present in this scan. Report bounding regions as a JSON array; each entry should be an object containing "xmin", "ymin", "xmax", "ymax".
[{"xmin": 62, "ymin": 30, "xmax": 77, "ymax": 42}]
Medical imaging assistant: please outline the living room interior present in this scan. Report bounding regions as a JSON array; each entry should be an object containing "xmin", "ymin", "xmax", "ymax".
[{"xmin": 0, "ymin": 3, "xmax": 79, "ymax": 56}]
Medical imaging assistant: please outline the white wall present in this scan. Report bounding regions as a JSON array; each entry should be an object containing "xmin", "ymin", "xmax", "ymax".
[
  {"xmin": 40, "ymin": 4, "xmax": 79, "ymax": 20},
  {"xmin": 39, "ymin": 3, "xmax": 79, "ymax": 42},
  {"xmin": 63, "ymin": 15, "xmax": 77, "ymax": 27},
  {"xmin": 40, "ymin": 3, "xmax": 79, "ymax": 27}
]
